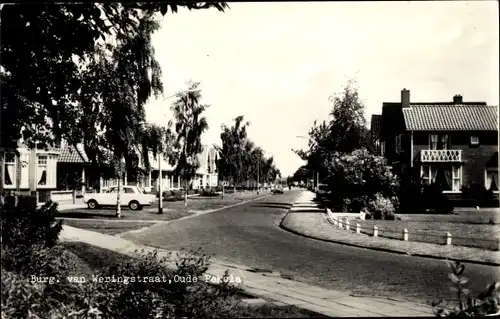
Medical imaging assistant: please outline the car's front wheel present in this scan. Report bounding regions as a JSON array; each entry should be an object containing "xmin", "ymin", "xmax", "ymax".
[
  {"xmin": 87, "ymin": 200, "xmax": 98, "ymax": 209},
  {"xmin": 128, "ymin": 200, "xmax": 141, "ymax": 211}
]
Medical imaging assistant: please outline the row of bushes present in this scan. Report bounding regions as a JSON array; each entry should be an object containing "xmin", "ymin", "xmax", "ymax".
[{"xmin": 0, "ymin": 196, "xmax": 242, "ymax": 318}]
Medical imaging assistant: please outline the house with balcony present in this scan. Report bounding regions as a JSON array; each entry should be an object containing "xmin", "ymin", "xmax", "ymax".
[{"xmin": 373, "ymin": 89, "xmax": 498, "ymax": 200}]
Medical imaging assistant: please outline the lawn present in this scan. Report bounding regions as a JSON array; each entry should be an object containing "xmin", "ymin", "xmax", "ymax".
[
  {"xmin": 57, "ymin": 191, "xmax": 266, "ymax": 221},
  {"xmin": 61, "ymin": 241, "xmax": 326, "ymax": 318},
  {"xmin": 62, "ymin": 219, "xmax": 156, "ymax": 235},
  {"xmin": 346, "ymin": 212, "xmax": 500, "ymax": 251}
]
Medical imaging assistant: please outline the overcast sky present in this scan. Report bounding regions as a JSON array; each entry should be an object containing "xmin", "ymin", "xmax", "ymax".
[{"xmin": 145, "ymin": 1, "xmax": 499, "ymax": 177}]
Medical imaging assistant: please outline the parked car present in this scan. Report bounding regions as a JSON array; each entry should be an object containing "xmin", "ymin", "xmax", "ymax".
[
  {"xmin": 83, "ymin": 186, "xmax": 156, "ymax": 211},
  {"xmin": 271, "ymin": 187, "xmax": 284, "ymax": 195},
  {"xmin": 315, "ymin": 183, "xmax": 330, "ymax": 198}
]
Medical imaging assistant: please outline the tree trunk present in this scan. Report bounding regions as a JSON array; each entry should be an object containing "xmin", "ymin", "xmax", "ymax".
[
  {"xmin": 184, "ymin": 180, "xmax": 188, "ymax": 207},
  {"xmin": 116, "ymin": 159, "xmax": 122, "ymax": 218},
  {"xmin": 221, "ymin": 181, "xmax": 224, "ymax": 199}
]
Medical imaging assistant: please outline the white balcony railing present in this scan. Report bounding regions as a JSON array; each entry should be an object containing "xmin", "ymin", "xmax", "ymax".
[{"xmin": 420, "ymin": 149, "xmax": 462, "ymax": 162}]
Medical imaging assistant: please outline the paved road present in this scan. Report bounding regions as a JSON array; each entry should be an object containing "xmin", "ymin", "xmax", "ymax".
[{"xmin": 123, "ymin": 190, "xmax": 499, "ymax": 306}]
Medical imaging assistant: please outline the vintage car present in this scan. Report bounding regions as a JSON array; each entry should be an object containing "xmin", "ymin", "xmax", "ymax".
[
  {"xmin": 83, "ymin": 186, "xmax": 156, "ymax": 211},
  {"xmin": 271, "ymin": 187, "xmax": 284, "ymax": 194}
]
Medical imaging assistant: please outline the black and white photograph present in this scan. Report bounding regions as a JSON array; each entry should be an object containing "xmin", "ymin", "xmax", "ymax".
[{"xmin": 0, "ymin": 1, "xmax": 499, "ymax": 317}]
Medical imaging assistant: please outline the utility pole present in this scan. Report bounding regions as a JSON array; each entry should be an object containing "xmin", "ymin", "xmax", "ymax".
[
  {"xmin": 158, "ymin": 152, "xmax": 163, "ymax": 214},
  {"xmin": 257, "ymin": 159, "xmax": 260, "ymax": 194}
]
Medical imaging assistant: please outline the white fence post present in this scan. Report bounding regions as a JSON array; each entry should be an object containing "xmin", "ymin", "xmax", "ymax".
[
  {"xmin": 356, "ymin": 223, "xmax": 361, "ymax": 234},
  {"xmin": 345, "ymin": 219, "xmax": 350, "ymax": 231},
  {"xmin": 339, "ymin": 218, "xmax": 344, "ymax": 229},
  {"xmin": 333, "ymin": 217, "xmax": 338, "ymax": 226},
  {"xmin": 445, "ymin": 232, "xmax": 452, "ymax": 245},
  {"xmin": 373, "ymin": 225, "xmax": 378, "ymax": 237},
  {"xmin": 403, "ymin": 228, "xmax": 408, "ymax": 241}
]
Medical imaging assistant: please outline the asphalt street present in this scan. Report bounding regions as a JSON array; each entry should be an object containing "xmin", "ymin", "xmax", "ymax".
[{"xmin": 123, "ymin": 190, "xmax": 499, "ymax": 306}]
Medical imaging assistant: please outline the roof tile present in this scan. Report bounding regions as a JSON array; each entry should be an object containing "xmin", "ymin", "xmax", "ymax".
[
  {"xmin": 403, "ymin": 105, "xmax": 498, "ymax": 131},
  {"xmin": 58, "ymin": 144, "xmax": 89, "ymax": 163}
]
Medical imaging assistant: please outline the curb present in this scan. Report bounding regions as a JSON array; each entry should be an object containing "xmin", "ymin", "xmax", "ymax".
[{"xmin": 280, "ymin": 211, "xmax": 500, "ymax": 267}]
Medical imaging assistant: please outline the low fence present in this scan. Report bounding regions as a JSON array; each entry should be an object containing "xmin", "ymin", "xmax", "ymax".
[
  {"xmin": 50, "ymin": 190, "xmax": 75, "ymax": 202},
  {"xmin": 325, "ymin": 209, "xmax": 500, "ymax": 251}
]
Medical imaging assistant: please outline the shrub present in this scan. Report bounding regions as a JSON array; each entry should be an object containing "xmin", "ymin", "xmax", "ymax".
[
  {"xmin": 422, "ymin": 184, "xmax": 454, "ymax": 214},
  {"xmin": 1, "ymin": 196, "xmax": 62, "ymax": 250},
  {"xmin": 84, "ymin": 249, "xmax": 238, "ymax": 318},
  {"xmin": 1, "ymin": 246, "xmax": 240, "ymax": 318},
  {"xmin": 461, "ymin": 183, "xmax": 494, "ymax": 207},
  {"xmin": 433, "ymin": 260, "xmax": 500, "ymax": 317},
  {"xmin": 324, "ymin": 149, "xmax": 400, "ymax": 213},
  {"xmin": 366, "ymin": 193, "xmax": 396, "ymax": 220}
]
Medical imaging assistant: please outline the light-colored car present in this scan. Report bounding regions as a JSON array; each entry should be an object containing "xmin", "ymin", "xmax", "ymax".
[{"xmin": 84, "ymin": 186, "xmax": 156, "ymax": 211}]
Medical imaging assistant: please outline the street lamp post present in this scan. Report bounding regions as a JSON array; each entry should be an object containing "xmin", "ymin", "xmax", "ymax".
[
  {"xmin": 257, "ymin": 159, "xmax": 259, "ymax": 194},
  {"xmin": 141, "ymin": 122, "xmax": 164, "ymax": 214},
  {"xmin": 144, "ymin": 88, "xmax": 199, "ymax": 213},
  {"xmin": 158, "ymin": 152, "xmax": 163, "ymax": 214}
]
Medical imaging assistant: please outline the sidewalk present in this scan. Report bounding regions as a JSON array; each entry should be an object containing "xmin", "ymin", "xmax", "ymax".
[
  {"xmin": 60, "ymin": 225, "xmax": 434, "ymax": 317},
  {"xmin": 281, "ymin": 191, "xmax": 500, "ymax": 266}
]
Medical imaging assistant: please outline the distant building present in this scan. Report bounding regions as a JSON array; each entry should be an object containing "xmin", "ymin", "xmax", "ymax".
[
  {"xmin": 372, "ymin": 89, "xmax": 498, "ymax": 198},
  {"xmin": 370, "ymin": 114, "xmax": 382, "ymax": 156}
]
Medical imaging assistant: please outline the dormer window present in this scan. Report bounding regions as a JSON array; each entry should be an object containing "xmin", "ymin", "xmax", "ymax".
[{"xmin": 470, "ymin": 136, "xmax": 479, "ymax": 146}]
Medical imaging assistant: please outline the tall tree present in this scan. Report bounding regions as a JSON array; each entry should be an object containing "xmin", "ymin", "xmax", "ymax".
[
  {"xmin": 243, "ymin": 139, "xmax": 256, "ymax": 188},
  {"xmin": 216, "ymin": 116, "xmax": 250, "ymax": 196},
  {"xmin": 171, "ymin": 81, "xmax": 209, "ymax": 206},
  {"xmin": 294, "ymin": 80, "xmax": 371, "ymax": 183},
  {"xmin": 0, "ymin": 2, "xmax": 228, "ymax": 198},
  {"xmin": 0, "ymin": 3, "xmax": 228, "ymax": 150}
]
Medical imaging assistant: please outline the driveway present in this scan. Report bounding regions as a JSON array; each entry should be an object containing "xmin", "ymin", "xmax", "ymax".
[{"xmin": 123, "ymin": 190, "xmax": 499, "ymax": 306}]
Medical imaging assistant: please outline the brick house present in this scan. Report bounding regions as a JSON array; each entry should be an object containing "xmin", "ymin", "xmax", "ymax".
[{"xmin": 371, "ymin": 89, "xmax": 499, "ymax": 199}]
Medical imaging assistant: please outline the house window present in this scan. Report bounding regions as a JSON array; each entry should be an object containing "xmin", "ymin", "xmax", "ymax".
[
  {"xmin": 3, "ymin": 152, "xmax": 16, "ymax": 186},
  {"xmin": 470, "ymin": 136, "xmax": 479, "ymax": 145},
  {"xmin": 395, "ymin": 135, "xmax": 402, "ymax": 153},
  {"xmin": 421, "ymin": 164, "xmax": 430, "ymax": 184},
  {"xmin": 429, "ymin": 134, "xmax": 450, "ymax": 150},
  {"xmin": 37, "ymin": 155, "xmax": 48, "ymax": 185},
  {"xmin": 430, "ymin": 134, "xmax": 438, "ymax": 150},
  {"xmin": 440, "ymin": 135, "xmax": 449, "ymax": 150},
  {"xmin": 36, "ymin": 154, "xmax": 57, "ymax": 187},
  {"xmin": 381, "ymin": 141, "xmax": 386, "ymax": 156},
  {"xmin": 485, "ymin": 168, "xmax": 499, "ymax": 192},
  {"xmin": 422, "ymin": 164, "xmax": 461, "ymax": 191},
  {"xmin": 452, "ymin": 165, "xmax": 461, "ymax": 192}
]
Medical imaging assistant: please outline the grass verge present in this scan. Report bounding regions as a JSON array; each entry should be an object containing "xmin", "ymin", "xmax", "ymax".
[
  {"xmin": 349, "ymin": 218, "xmax": 499, "ymax": 251},
  {"xmin": 56, "ymin": 192, "xmax": 267, "ymax": 221},
  {"xmin": 60, "ymin": 241, "xmax": 328, "ymax": 318},
  {"xmin": 282, "ymin": 212, "xmax": 500, "ymax": 265}
]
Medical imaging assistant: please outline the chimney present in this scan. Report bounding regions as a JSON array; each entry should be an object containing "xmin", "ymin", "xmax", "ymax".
[
  {"xmin": 453, "ymin": 95, "xmax": 463, "ymax": 104},
  {"xmin": 401, "ymin": 88, "xmax": 410, "ymax": 108}
]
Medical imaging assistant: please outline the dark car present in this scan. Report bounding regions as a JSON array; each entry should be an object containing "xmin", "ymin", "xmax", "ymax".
[
  {"xmin": 315, "ymin": 184, "xmax": 330, "ymax": 198},
  {"xmin": 271, "ymin": 187, "xmax": 284, "ymax": 194}
]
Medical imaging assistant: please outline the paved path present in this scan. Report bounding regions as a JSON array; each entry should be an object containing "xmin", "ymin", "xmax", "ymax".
[
  {"xmin": 60, "ymin": 225, "xmax": 435, "ymax": 317},
  {"xmin": 117, "ymin": 189, "xmax": 499, "ymax": 308}
]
